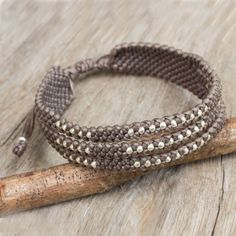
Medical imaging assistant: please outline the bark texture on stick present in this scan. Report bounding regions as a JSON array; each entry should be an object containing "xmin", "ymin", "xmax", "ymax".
[{"xmin": 0, "ymin": 118, "xmax": 236, "ymax": 215}]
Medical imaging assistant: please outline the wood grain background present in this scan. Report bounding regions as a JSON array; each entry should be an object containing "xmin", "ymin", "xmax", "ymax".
[{"xmin": 0, "ymin": 0, "xmax": 236, "ymax": 235}]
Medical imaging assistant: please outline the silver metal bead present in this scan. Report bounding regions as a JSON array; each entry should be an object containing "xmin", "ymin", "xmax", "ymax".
[
  {"xmin": 201, "ymin": 120, "xmax": 206, "ymax": 127},
  {"xmin": 158, "ymin": 142, "xmax": 165, "ymax": 149},
  {"xmin": 171, "ymin": 120, "xmax": 177, "ymax": 128},
  {"xmin": 160, "ymin": 122, "xmax": 167, "ymax": 129},
  {"xmin": 78, "ymin": 131, "xmax": 83, "ymax": 137},
  {"xmin": 186, "ymin": 130, "xmax": 192, "ymax": 137},
  {"xmin": 149, "ymin": 125, "xmax": 156, "ymax": 132},
  {"xmin": 194, "ymin": 126, "xmax": 200, "ymax": 133},
  {"xmin": 178, "ymin": 134, "xmax": 184, "ymax": 141},
  {"xmin": 19, "ymin": 137, "xmax": 27, "ymax": 142},
  {"xmin": 193, "ymin": 144, "xmax": 198, "ymax": 151},
  {"xmin": 56, "ymin": 138, "xmax": 60, "ymax": 144},
  {"xmin": 126, "ymin": 147, "xmax": 133, "ymax": 154},
  {"xmin": 69, "ymin": 155, "xmax": 74, "ymax": 162},
  {"xmin": 198, "ymin": 110, "xmax": 203, "ymax": 116},
  {"xmin": 190, "ymin": 113, "xmax": 195, "ymax": 120},
  {"xmin": 85, "ymin": 147, "xmax": 90, "ymax": 154},
  {"xmin": 63, "ymin": 153, "xmax": 67, "ymax": 159},
  {"xmin": 91, "ymin": 161, "xmax": 97, "ymax": 169},
  {"xmin": 63, "ymin": 140, "xmax": 67, "ymax": 147},
  {"xmin": 77, "ymin": 146, "xmax": 82, "ymax": 152},
  {"xmin": 69, "ymin": 128, "xmax": 75, "ymax": 134},
  {"xmin": 183, "ymin": 147, "xmax": 189, "ymax": 155},
  {"xmin": 175, "ymin": 152, "xmax": 181, "ymax": 159},
  {"xmin": 169, "ymin": 138, "xmax": 174, "ymax": 145},
  {"xmin": 138, "ymin": 127, "xmax": 145, "ymax": 134},
  {"xmin": 144, "ymin": 160, "xmax": 151, "ymax": 167},
  {"xmin": 207, "ymin": 134, "xmax": 211, "ymax": 141},
  {"xmin": 55, "ymin": 121, "xmax": 60, "ymax": 128},
  {"xmin": 134, "ymin": 161, "xmax": 140, "ymax": 168},
  {"xmin": 62, "ymin": 124, "xmax": 67, "ymax": 131},
  {"xmin": 181, "ymin": 116, "xmax": 186, "ymax": 123},
  {"xmin": 128, "ymin": 128, "xmax": 134, "ymax": 136},
  {"xmin": 137, "ymin": 146, "xmax": 143, "ymax": 153},
  {"xmin": 86, "ymin": 132, "xmax": 91, "ymax": 139},
  {"xmin": 200, "ymin": 139, "xmax": 204, "ymax": 146},
  {"xmin": 69, "ymin": 144, "xmax": 74, "ymax": 151},
  {"xmin": 148, "ymin": 144, "xmax": 154, "ymax": 151}
]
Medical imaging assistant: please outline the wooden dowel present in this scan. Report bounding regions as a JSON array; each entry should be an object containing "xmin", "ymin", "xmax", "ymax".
[{"xmin": 1, "ymin": 118, "xmax": 236, "ymax": 215}]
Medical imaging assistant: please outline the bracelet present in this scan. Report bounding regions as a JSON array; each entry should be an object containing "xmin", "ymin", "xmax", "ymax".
[{"xmin": 13, "ymin": 42, "xmax": 226, "ymax": 171}]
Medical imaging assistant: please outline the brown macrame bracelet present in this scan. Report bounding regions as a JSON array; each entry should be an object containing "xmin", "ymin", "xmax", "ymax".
[{"xmin": 13, "ymin": 42, "xmax": 226, "ymax": 171}]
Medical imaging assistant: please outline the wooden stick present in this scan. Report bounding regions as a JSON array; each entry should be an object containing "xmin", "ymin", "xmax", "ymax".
[{"xmin": 1, "ymin": 118, "xmax": 236, "ymax": 215}]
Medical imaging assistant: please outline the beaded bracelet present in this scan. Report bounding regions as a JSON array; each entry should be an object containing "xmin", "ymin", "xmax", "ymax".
[{"xmin": 13, "ymin": 42, "xmax": 226, "ymax": 171}]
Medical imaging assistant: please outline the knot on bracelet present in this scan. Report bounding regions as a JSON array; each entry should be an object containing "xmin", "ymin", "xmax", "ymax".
[{"xmin": 63, "ymin": 55, "xmax": 110, "ymax": 80}]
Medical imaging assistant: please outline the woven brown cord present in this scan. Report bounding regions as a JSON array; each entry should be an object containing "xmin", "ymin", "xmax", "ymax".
[{"xmin": 13, "ymin": 42, "xmax": 226, "ymax": 171}]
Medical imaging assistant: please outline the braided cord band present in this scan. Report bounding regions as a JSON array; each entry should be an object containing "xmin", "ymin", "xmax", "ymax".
[{"xmin": 13, "ymin": 43, "xmax": 226, "ymax": 171}]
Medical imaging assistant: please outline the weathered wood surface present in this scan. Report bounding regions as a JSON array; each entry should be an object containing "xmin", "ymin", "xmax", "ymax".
[
  {"xmin": 0, "ymin": 0, "xmax": 235, "ymax": 235},
  {"xmin": 0, "ymin": 118, "xmax": 236, "ymax": 215}
]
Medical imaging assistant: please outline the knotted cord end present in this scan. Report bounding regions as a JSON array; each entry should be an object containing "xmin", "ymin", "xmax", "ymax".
[
  {"xmin": 64, "ymin": 54, "xmax": 111, "ymax": 82},
  {"xmin": 12, "ymin": 108, "xmax": 35, "ymax": 157},
  {"xmin": 12, "ymin": 137, "xmax": 28, "ymax": 157}
]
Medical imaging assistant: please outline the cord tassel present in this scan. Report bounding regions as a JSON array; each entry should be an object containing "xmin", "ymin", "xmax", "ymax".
[{"xmin": 12, "ymin": 107, "xmax": 35, "ymax": 157}]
